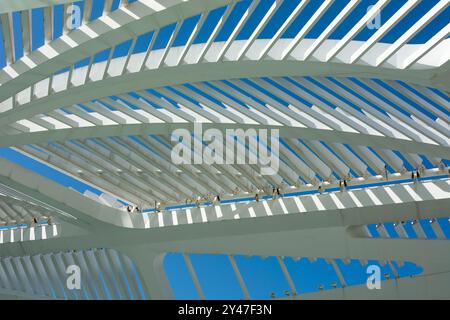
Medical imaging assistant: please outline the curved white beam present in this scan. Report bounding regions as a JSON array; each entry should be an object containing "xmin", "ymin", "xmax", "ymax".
[{"xmin": 0, "ymin": 248, "xmax": 144, "ymax": 300}]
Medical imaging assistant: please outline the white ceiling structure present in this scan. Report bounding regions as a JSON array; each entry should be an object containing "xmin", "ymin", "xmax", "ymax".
[{"xmin": 0, "ymin": 0, "xmax": 449, "ymax": 300}]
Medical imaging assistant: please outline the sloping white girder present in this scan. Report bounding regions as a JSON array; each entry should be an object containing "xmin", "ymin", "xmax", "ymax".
[
  {"xmin": 0, "ymin": 155, "xmax": 449, "ymax": 299},
  {"xmin": 0, "ymin": 0, "xmax": 449, "ymax": 123}
]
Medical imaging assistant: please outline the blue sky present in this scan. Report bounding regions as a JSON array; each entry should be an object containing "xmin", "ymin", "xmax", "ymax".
[{"xmin": 0, "ymin": 0, "xmax": 449, "ymax": 299}]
